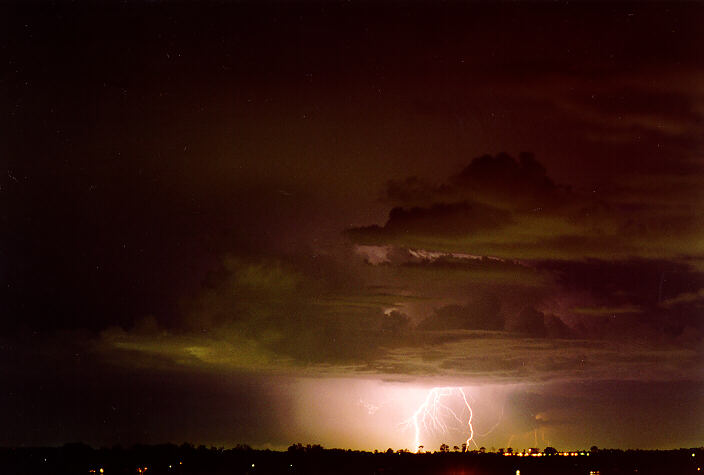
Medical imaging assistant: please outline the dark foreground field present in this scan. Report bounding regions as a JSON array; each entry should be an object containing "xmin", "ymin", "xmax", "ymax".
[{"xmin": 1, "ymin": 444, "xmax": 701, "ymax": 475}]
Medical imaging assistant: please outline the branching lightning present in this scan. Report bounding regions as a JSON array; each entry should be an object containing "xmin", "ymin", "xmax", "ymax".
[{"xmin": 407, "ymin": 387, "xmax": 475, "ymax": 452}]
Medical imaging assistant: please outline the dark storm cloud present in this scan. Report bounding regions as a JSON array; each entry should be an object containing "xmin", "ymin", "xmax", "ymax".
[
  {"xmin": 93, "ymin": 254, "xmax": 421, "ymax": 371},
  {"xmin": 535, "ymin": 259, "xmax": 704, "ymax": 347},
  {"xmin": 416, "ymin": 300, "xmax": 573, "ymax": 339},
  {"xmin": 76, "ymin": 148, "xmax": 701, "ymax": 380},
  {"xmin": 337, "ymin": 149, "xmax": 703, "ymax": 383},
  {"xmin": 86, "ymin": 248, "xmax": 702, "ymax": 386},
  {"xmin": 350, "ymin": 152, "xmax": 703, "ymax": 261},
  {"xmin": 382, "ymin": 152, "xmax": 563, "ymax": 209},
  {"xmin": 349, "ymin": 201, "xmax": 510, "ymax": 242},
  {"xmin": 451, "ymin": 153, "xmax": 561, "ymax": 207},
  {"xmin": 506, "ymin": 308, "xmax": 560, "ymax": 339},
  {"xmin": 418, "ymin": 298, "xmax": 504, "ymax": 332}
]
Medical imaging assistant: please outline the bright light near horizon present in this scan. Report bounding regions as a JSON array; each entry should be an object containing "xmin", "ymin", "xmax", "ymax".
[{"xmin": 291, "ymin": 378, "xmax": 512, "ymax": 452}]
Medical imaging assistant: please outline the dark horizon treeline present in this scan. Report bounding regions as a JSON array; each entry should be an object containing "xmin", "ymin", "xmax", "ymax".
[{"xmin": 1, "ymin": 443, "xmax": 702, "ymax": 475}]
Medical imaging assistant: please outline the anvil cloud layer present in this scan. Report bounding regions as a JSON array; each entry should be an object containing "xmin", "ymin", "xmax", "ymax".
[{"xmin": 93, "ymin": 153, "xmax": 703, "ymax": 384}]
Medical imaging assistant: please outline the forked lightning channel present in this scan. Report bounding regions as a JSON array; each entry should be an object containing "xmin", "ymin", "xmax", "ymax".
[{"xmin": 409, "ymin": 387, "xmax": 475, "ymax": 452}]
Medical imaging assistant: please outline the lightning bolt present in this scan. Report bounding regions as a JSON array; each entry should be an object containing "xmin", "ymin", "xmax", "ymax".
[{"xmin": 407, "ymin": 387, "xmax": 474, "ymax": 452}]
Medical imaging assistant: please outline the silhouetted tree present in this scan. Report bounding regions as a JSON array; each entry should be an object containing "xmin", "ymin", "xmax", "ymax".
[
  {"xmin": 544, "ymin": 447, "xmax": 558, "ymax": 456},
  {"xmin": 308, "ymin": 444, "xmax": 324, "ymax": 453},
  {"xmin": 287, "ymin": 443, "xmax": 304, "ymax": 453}
]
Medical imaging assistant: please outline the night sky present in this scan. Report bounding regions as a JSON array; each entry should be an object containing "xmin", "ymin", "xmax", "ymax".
[{"xmin": 1, "ymin": 1, "xmax": 703, "ymax": 451}]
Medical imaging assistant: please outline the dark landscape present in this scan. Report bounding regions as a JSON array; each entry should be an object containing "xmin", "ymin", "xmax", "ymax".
[{"xmin": 3, "ymin": 444, "xmax": 703, "ymax": 475}]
